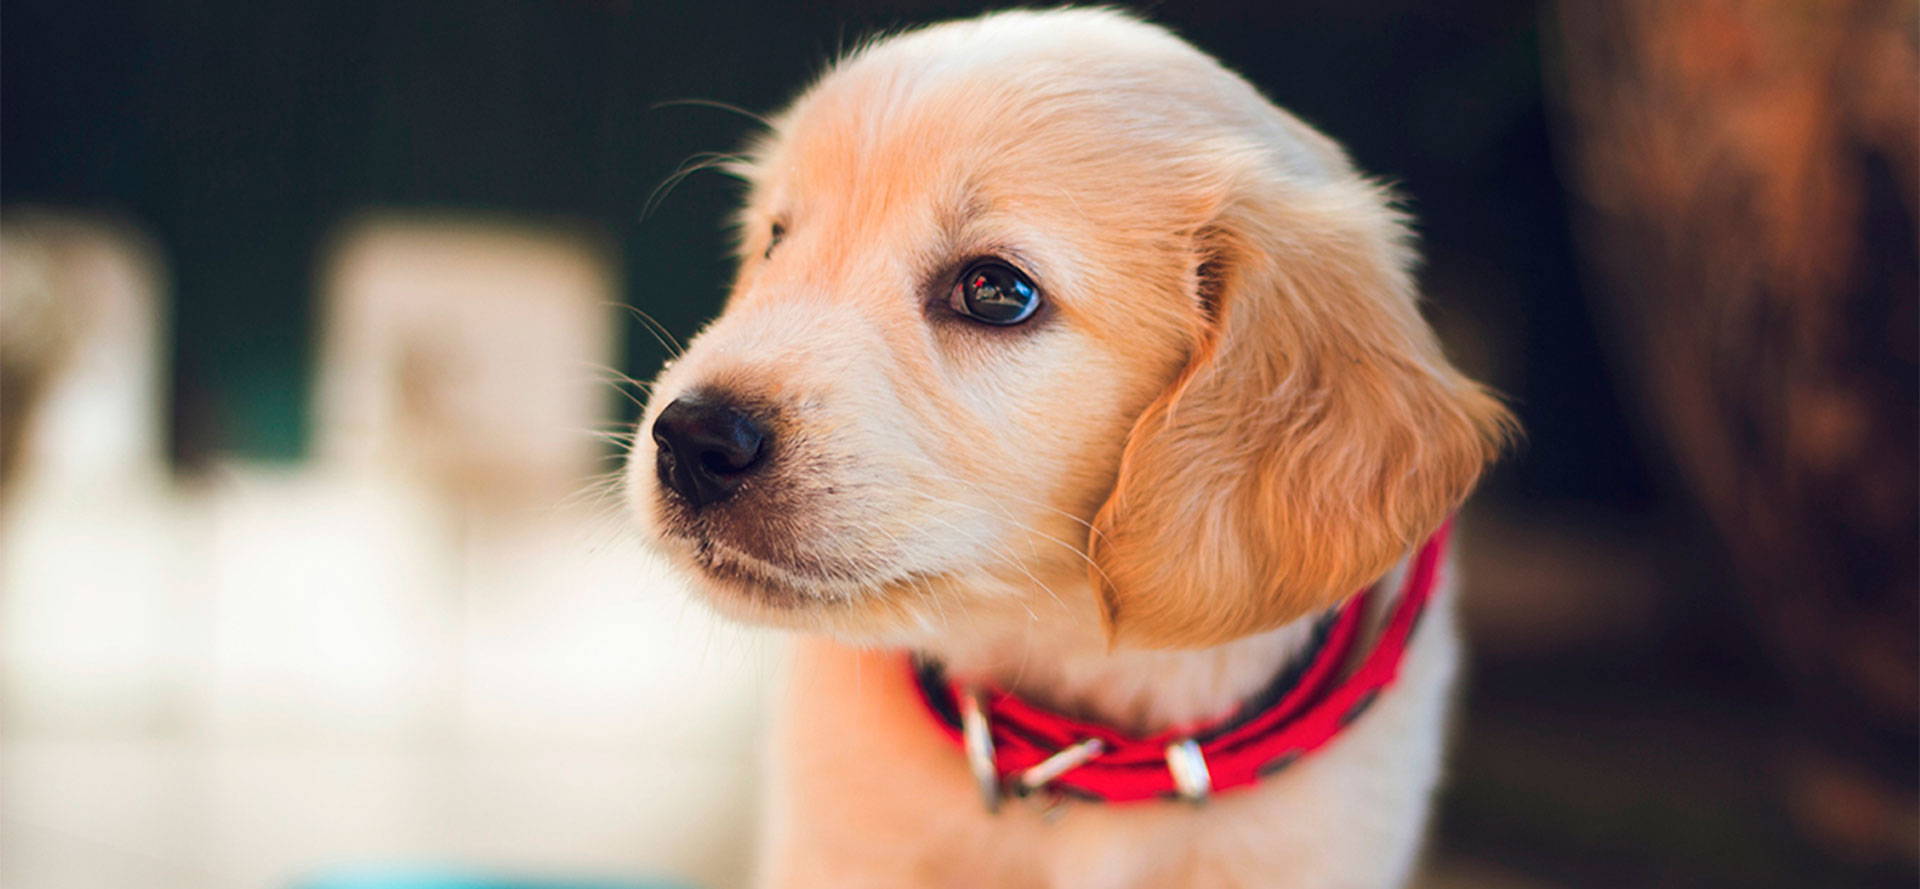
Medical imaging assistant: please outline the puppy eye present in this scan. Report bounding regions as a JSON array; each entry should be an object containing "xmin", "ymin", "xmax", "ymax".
[
  {"xmin": 950, "ymin": 261, "xmax": 1040, "ymax": 325},
  {"xmin": 765, "ymin": 222, "xmax": 786, "ymax": 259}
]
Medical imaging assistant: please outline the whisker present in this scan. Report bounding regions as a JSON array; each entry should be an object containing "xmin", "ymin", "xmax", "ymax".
[
  {"xmin": 911, "ymin": 504, "xmax": 1069, "ymax": 616},
  {"xmin": 601, "ymin": 302, "xmax": 687, "ymax": 361},
  {"xmin": 643, "ymin": 151, "xmax": 751, "ymax": 222},
  {"xmin": 914, "ymin": 491, "xmax": 1115, "ymax": 590},
  {"xmin": 553, "ymin": 467, "xmax": 632, "ymax": 513},
  {"xmin": 650, "ymin": 97, "xmax": 775, "ymax": 131},
  {"xmin": 569, "ymin": 359, "xmax": 663, "ymax": 418},
  {"xmin": 573, "ymin": 364, "xmax": 659, "ymax": 393},
  {"xmin": 946, "ymin": 476, "xmax": 1107, "ymax": 541},
  {"xmin": 583, "ymin": 428, "xmax": 639, "ymax": 445}
]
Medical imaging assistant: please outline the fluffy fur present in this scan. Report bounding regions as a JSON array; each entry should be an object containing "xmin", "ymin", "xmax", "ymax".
[{"xmin": 626, "ymin": 9, "xmax": 1513, "ymax": 887}]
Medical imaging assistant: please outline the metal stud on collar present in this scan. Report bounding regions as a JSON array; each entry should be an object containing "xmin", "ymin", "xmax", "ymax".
[
  {"xmin": 959, "ymin": 684, "xmax": 1001, "ymax": 813},
  {"xmin": 1017, "ymin": 737, "xmax": 1106, "ymax": 795},
  {"xmin": 1165, "ymin": 738, "xmax": 1212, "ymax": 805}
]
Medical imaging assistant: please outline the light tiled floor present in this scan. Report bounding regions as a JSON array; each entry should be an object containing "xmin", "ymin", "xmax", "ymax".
[
  {"xmin": 3, "ymin": 738, "xmax": 763, "ymax": 889},
  {"xmin": 3, "ymin": 465, "xmax": 777, "ymax": 889}
]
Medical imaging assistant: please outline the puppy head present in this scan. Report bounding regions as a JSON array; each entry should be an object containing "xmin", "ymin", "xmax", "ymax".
[{"xmin": 626, "ymin": 10, "xmax": 1512, "ymax": 648}]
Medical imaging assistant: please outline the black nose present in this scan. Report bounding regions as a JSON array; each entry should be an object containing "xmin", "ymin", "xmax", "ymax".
[{"xmin": 651, "ymin": 394, "xmax": 769, "ymax": 508}]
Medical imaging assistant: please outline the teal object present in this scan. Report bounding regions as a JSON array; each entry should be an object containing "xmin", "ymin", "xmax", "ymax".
[{"xmin": 295, "ymin": 866, "xmax": 699, "ymax": 889}]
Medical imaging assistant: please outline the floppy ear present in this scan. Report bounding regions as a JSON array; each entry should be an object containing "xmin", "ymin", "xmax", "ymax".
[{"xmin": 1087, "ymin": 169, "xmax": 1515, "ymax": 650}]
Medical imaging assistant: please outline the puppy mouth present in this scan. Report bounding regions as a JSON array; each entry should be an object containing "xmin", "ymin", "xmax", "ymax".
[
  {"xmin": 656, "ymin": 514, "xmax": 957, "ymax": 629},
  {"xmin": 669, "ymin": 529, "xmax": 822, "ymax": 608},
  {"xmin": 656, "ymin": 515, "xmax": 899, "ymax": 611}
]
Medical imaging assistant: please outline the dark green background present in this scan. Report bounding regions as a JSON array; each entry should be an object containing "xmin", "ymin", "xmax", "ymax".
[{"xmin": 2, "ymin": 0, "xmax": 1640, "ymax": 512}]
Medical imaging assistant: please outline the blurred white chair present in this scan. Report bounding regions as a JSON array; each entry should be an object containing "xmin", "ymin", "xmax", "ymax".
[
  {"xmin": 314, "ymin": 214, "xmax": 621, "ymax": 511},
  {"xmin": 0, "ymin": 210, "xmax": 184, "ymax": 733}
]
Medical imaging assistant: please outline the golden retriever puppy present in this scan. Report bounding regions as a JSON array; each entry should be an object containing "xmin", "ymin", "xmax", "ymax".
[{"xmin": 626, "ymin": 9, "xmax": 1513, "ymax": 888}]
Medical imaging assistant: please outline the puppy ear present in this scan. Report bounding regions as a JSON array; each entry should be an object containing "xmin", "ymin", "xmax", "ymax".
[{"xmin": 1087, "ymin": 173, "xmax": 1515, "ymax": 649}]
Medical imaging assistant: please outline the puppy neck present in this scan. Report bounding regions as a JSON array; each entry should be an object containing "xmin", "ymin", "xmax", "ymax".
[
  {"xmin": 913, "ymin": 589, "xmax": 1318, "ymax": 738},
  {"xmin": 916, "ymin": 554, "xmax": 1417, "ymax": 738}
]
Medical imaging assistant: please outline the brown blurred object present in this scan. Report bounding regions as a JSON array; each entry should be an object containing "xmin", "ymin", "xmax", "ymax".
[
  {"xmin": 1456, "ymin": 510, "xmax": 1666, "ymax": 658},
  {"xmin": 0, "ymin": 224, "xmax": 81, "ymax": 491},
  {"xmin": 1550, "ymin": 0, "xmax": 1919, "ymax": 862},
  {"xmin": 0, "ymin": 211, "xmax": 167, "ymax": 500}
]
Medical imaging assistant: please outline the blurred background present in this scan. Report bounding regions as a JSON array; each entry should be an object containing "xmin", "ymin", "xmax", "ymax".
[{"xmin": 2, "ymin": 2, "xmax": 1914, "ymax": 888}]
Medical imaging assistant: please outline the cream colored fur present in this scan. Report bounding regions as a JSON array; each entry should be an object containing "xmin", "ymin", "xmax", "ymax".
[{"xmin": 625, "ymin": 9, "xmax": 1511, "ymax": 887}]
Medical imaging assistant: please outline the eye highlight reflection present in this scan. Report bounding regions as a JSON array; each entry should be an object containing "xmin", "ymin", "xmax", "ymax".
[{"xmin": 950, "ymin": 261, "xmax": 1040, "ymax": 325}]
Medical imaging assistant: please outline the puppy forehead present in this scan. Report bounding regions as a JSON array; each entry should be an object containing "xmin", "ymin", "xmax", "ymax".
[
  {"xmin": 752, "ymin": 10, "xmax": 1354, "ymax": 228},
  {"xmin": 758, "ymin": 68, "xmax": 1204, "ymax": 279},
  {"xmin": 761, "ymin": 21, "xmax": 1242, "ymax": 211}
]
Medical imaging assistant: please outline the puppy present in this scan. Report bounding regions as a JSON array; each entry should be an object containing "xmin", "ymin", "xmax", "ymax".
[{"xmin": 627, "ymin": 10, "xmax": 1512, "ymax": 888}]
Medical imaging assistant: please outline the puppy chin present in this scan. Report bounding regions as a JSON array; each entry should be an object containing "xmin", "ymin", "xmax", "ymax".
[
  {"xmin": 661, "ymin": 530, "xmax": 820, "ymax": 611},
  {"xmin": 636, "ymin": 507, "xmax": 866, "ymax": 635},
  {"xmin": 646, "ymin": 527, "xmax": 947, "ymax": 646}
]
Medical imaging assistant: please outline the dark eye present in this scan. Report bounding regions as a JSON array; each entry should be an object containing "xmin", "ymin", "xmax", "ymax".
[
  {"xmin": 765, "ymin": 222, "xmax": 785, "ymax": 259},
  {"xmin": 950, "ymin": 261, "xmax": 1040, "ymax": 325}
]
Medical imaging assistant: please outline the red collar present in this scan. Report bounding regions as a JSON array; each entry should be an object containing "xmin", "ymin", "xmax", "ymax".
[{"xmin": 910, "ymin": 520, "xmax": 1450, "ymax": 809}]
